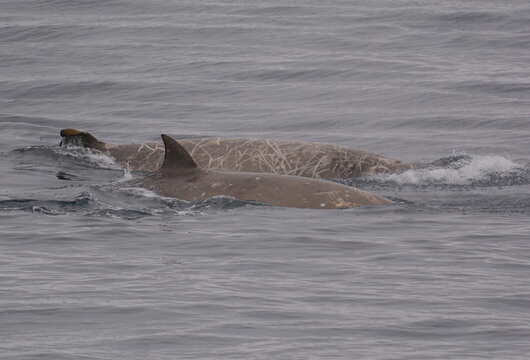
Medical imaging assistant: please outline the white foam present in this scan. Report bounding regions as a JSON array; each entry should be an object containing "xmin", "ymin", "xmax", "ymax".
[
  {"xmin": 57, "ymin": 146, "xmax": 120, "ymax": 169},
  {"xmin": 118, "ymin": 187, "xmax": 167, "ymax": 199},
  {"xmin": 381, "ymin": 155, "xmax": 520, "ymax": 185},
  {"xmin": 112, "ymin": 167, "xmax": 134, "ymax": 183},
  {"xmin": 116, "ymin": 187, "xmax": 199, "ymax": 216}
]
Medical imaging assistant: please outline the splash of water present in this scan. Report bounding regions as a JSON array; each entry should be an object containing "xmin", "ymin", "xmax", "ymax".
[
  {"xmin": 56, "ymin": 146, "xmax": 120, "ymax": 169},
  {"xmin": 382, "ymin": 155, "xmax": 521, "ymax": 185}
]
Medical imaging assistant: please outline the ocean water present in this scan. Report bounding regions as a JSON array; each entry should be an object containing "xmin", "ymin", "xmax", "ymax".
[{"xmin": 2, "ymin": 1, "xmax": 530, "ymax": 359}]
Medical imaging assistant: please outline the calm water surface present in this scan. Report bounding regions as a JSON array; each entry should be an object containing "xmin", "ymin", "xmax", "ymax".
[{"xmin": 1, "ymin": 1, "xmax": 530, "ymax": 359}]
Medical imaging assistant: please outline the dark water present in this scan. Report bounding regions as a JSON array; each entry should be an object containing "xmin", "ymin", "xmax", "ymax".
[{"xmin": 2, "ymin": 1, "xmax": 530, "ymax": 359}]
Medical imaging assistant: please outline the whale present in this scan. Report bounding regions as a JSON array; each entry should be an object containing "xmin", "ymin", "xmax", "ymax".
[
  {"xmin": 59, "ymin": 128, "xmax": 413, "ymax": 178},
  {"xmin": 124, "ymin": 134, "xmax": 392, "ymax": 209}
]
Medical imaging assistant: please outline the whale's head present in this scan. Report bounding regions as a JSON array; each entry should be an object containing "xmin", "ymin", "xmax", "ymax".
[{"xmin": 59, "ymin": 128, "xmax": 106, "ymax": 152}]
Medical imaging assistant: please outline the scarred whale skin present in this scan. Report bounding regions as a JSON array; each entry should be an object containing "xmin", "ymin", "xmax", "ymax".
[
  {"xmin": 126, "ymin": 134, "xmax": 392, "ymax": 209},
  {"xmin": 60, "ymin": 128, "xmax": 412, "ymax": 178}
]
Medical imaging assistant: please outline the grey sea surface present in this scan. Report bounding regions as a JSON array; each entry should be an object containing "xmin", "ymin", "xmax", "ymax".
[{"xmin": 2, "ymin": 0, "xmax": 530, "ymax": 359}]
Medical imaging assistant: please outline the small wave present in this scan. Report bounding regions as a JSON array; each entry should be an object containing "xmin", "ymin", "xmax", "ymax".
[
  {"xmin": 450, "ymin": 81, "xmax": 530, "ymax": 98},
  {"xmin": 0, "ymin": 113, "xmax": 71, "ymax": 128},
  {"xmin": 231, "ymin": 67, "xmax": 352, "ymax": 82},
  {"xmin": 0, "ymin": 25, "xmax": 74, "ymax": 42},
  {"xmin": 437, "ymin": 11, "xmax": 506, "ymax": 25},
  {"xmin": 0, "ymin": 192, "xmax": 94, "ymax": 215},
  {"xmin": 231, "ymin": 5, "xmax": 320, "ymax": 16},
  {"xmin": 3, "ymin": 80, "xmax": 128, "ymax": 99},
  {"xmin": 35, "ymin": 0, "xmax": 112, "ymax": 9},
  {"xmin": 86, "ymin": 208, "xmax": 155, "ymax": 220},
  {"xmin": 0, "ymin": 190, "xmax": 197, "ymax": 218}
]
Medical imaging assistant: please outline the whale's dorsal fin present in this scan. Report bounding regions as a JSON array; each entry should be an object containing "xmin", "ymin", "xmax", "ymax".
[{"xmin": 160, "ymin": 134, "xmax": 198, "ymax": 171}]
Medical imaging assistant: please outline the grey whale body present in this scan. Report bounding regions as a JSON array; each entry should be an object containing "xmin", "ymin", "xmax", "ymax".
[
  {"xmin": 59, "ymin": 128, "xmax": 412, "ymax": 179},
  {"xmin": 123, "ymin": 134, "xmax": 391, "ymax": 209}
]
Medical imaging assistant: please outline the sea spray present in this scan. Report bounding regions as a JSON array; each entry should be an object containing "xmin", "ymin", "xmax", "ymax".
[{"xmin": 380, "ymin": 155, "xmax": 521, "ymax": 186}]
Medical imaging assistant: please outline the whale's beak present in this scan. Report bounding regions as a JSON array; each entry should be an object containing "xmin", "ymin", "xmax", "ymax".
[{"xmin": 59, "ymin": 128, "xmax": 106, "ymax": 151}]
